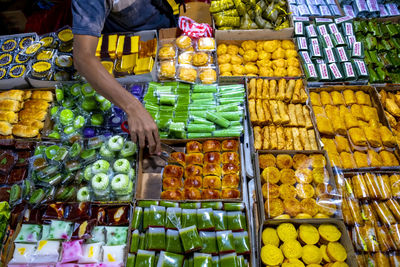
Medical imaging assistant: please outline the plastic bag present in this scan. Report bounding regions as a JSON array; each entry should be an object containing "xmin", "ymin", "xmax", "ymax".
[
  {"xmin": 197, "ymin": 208, "xmax": 215, "ymax": 230},
  {"xmin": 199, "ymin": 231, "xmax": 218, "ymax": 254},
  {"xmin": 79, "ymin": 243, "xmax": 102, "ymax": 263},
  {"xmin": 227, "ymin": 211, "xmax": 246, "ymax": 231},
  {"xmin": 233, "ymin": 232, "xmax": 250, "ymax": 254},
  {"xmin": 213, "ymin": 210, "xmax": 227, "ymax": 231},
  {"xmin": 48, "ymin": 220, "xmax": 72, "ymax": 240},
  {"xmin": 15, "ymin": 224, "xmax": 41, "ymax": 242},
  {"xmin": 89, "ymin": 226, "xmax": 105, "ymax": 244},
  {"xmin": 179, "ymin": 225, "xmax": 202, "ymax": 253},
  {"xmin": 132, "ymin": 207, "xmax": 143, "ymax": 230},
  {"xmin": 166, "ymin": 229, "xmax": 184, "ymax": 254},
  {"xmin": 193, "ymin": 253, "xmax": 213, "ymax": 267},
  {"xmin": 135, "ymin": 250, "xmax": 155, "ymax": 267},
  {"xmin": 182, "ymin": 209, "xmax": 197, "ymax": 228},
  {"xmin": 105, "ymin": 226, "xmax": 128, "ymax": 246},
  {"xmin": 9, "ymin": 243, "xmax": 36, "ymax": 264},
  {"xmin": 103, "ymin": 245, "xmax": 125, "ymax": 263},
  {"xmin": 147, "ymin": 227, "xmax": 166, "ymax": 251},
  {"xmin": 216, "ymin": 230, "xmax": 235, "ymax": 253},
  {"xmin": 166, "ymin": 207, "xmax": 182, "ymax": 229},
  {"xmin": 156, "ymin": 251, "xmax": 185, "ymax": 267},
  {"xmin": 61, "ymin": 239, "xmax": 83, "ymax": 263},
  {"xmin": 219, "ymin": 253, "xmax": 238, "ymax": 267},
  {"xmin": 130, "ymin": 229, "xmax": 140, "ymax": 253}
]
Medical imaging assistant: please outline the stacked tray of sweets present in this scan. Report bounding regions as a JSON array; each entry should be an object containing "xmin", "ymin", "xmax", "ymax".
[
  {"xmin": 376, "ymin": 87, "xmax": 400, "ymax": 148},
  {"xmin": 310, "ymin": 85, "xmax": 400, "ymax": 171},
  {"xmin": 336, "ymin": 171, "xmax": 400, "ymax": 266}
]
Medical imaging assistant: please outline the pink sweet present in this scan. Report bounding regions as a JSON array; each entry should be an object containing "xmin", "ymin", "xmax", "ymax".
[
  {"xmin": 98, "ymin": 263, "xmax": 123, "ymax": 267},
  {"xmin": 77, "ymin": 265, "xmax": 99, "ymax": 267},
  {"xmin": 61, "ymin": 240, "xmax": 83, "ymax": 263},
  {"xmin": 56, "ymin": 264, "xmax": 76, "ymax": 267}
]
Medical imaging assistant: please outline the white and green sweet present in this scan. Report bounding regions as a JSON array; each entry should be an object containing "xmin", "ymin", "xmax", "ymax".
[
  {"xmin": 88, "ymin": 226, "xmax": 105, "ymax": 244},
  {"xmin": 105, "ymin": 226, "xmax": 128, "ymax": 246},
  {"xmin": 113, "ymin": 159, "xmax": 131, "ymax": 174},
  {"xmin": 111, "ymin": 174, "xmax": 130, "ymax": 191},
  {"xmin": 48, "ymin": 220, "xmax": 72, "ymax": 240},
  {"xmin": 128, "ymin": 168, "xmax": 136, "ymax": 179},
  {"xmin": 120, "ymin": 141, "xmax": 136, "ymax": 158},
  {"xmin": 91, "ymin": 173, "xmax": 110, "ymax": 191},
  {"xmin": 77, "ymin": 187, "xmax": 90, "ymax": 202},
  {"xmin": 41, "ymin": 225, "xmax": 51, "ymax": 240},
  {"xmin": 84, "ymin": 165, "xmax": 93, "ymax": 181},
  {"xmin": 102, "ymin": 245, "xmax": 125, "ymax": 263},
  {"xmin": 91, "ymin": 159, "xmax": 110, "ymax": 174},
  {"xmin": 79, "ymin": 243, "xmax": 102, "ymax": 263},
  {"xmin": 9, "ymin": 243, "xmax": 36, "ymax": 263},
  {"xmin": 31, "ymin": 240, "xmax": 60, "ymax": 263},
  {"xmin": 113, "ymin": 180, "xmax": 133, "ymax": 196},
  {"xmin": 15, "ymin": 224, "xmax": 42, "ymax": 243},
  {"xmin": 99, "ymin": 143, "xmax": 115, "ymax": 159},
  {"xmin": 108, "ymin": 135, "xmax": 124, "ymax": 151}
]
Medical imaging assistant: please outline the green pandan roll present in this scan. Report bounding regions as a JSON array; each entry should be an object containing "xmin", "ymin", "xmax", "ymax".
[{"xmin": 206, "ymin": 111, "xmax": 230, "ymax": 128}]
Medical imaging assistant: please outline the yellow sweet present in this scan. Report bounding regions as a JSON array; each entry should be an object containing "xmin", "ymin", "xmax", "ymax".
[
  {"xmin": 219, "ymin": 63, "xmax": 232, "ymax": 73},
  {"xmin": 263, "ymin": 40, "xmax": 281, "ymax": 53},
  {"xmin": 199, "ymin": 68, "xmax": 216, "ymax": 84},
  {"xmin": 261, "ymin": 244, "xmax": 284, "ymax": 266},
  {"xmin": 272, "ymin": 47, "xmax": 286, "ymax": 59},
  {"xmin": 218, "ymin": 54, "xmax": 231, "ymax": 65},
  {"xmin": 243, "ymin": 50, "xmax": 258, "ymax": 62},
  {"xmin": 230, "ymin": 55, "xmax": 243, "ymax": 65},
  {"xmin": 244, "ymin": 63, "xmax": 258, "ymax": 74},
  {"xmin": 282, "ymin": 40, "xmax": 295, "ymax": 50},
  {"xmin": 277, "ymin": 223, "xmax": 297, "ymax": 242},
  {"xmin": 262, "ymin": 227, "xmax": 280, "ymax": 247},
  {"xmin": 281, "ymin": 240, "xmax": 303, "ymax": 259},
  {"xmin": 302, "ymin": 245, "xmax": 322, "ymax": 265},
  {"xmin": 227, "ymin": 44, "xmax": 239, "ymax": 55},
  {"xmin": 217, "ymin": 44, "xmax": 227, "ymax": 56},
  {"xmin": 178, "ymin": 66, "xmax": 197, "ymax": 83},
  {"xmin": 232, "ymin": 65, "xmax": 245, "ymax": 76},
  {"xmin": 241, "ymin": 40, "xmax": 257, "ymax": 50}
]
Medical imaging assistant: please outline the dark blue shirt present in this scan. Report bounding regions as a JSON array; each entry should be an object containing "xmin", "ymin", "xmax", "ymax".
[{"xmin": 72, "ymin": 0, "xmax": 172, "ymax": 37}]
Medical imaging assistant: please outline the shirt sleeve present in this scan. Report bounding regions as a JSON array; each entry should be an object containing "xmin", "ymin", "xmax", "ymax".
[{"xmin": 71, "ymin": 0, "xmax": 109, "ymax": 37}]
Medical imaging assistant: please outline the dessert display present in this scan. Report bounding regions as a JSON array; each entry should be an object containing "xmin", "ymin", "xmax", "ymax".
[
  {"xmin": 258, "ymin": 152, "xmax": 339, "ymax": 219},
  {"xmin": 0, "ymin": 89, "xmax": 53, "ymax": 139},
  {"xmin": 289, "ymin": 0, "xmax": 342, "ymax": 17},
  {"xmin": 311, "ymin": 87, "xmax": 400, "ymax": 169},
  {"xmin": 217, "ymin": 40, "xmax": 302, "ymax": 77},
  {"xmin": 248, "ymin": 78, "xmax": 319, "ymax": 150},
  {"xmin": 378, "ymin": 89, "xmax": 400, "ymax": 148}
]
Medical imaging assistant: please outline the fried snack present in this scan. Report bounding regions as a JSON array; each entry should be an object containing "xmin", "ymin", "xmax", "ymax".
[
  {"xmin": 334, "ymin": 136, "xmax": 350, "ymax": 153},
  {"xmin": 23, "ymin": 100, "xmax": 49, "ymax": 111},
  {"xmin": 363, "ymin": 173, "xmax": 380, "ymax": 199},
  {"xmin": 161, "ymin": 190, "xmax": 184, "ymax": 200},
  {"xmin": 276, "ymin": 79, "xmax": 286, "ymax": 101},
  {"xmin": 350, "ymin": 104, "xmax": 365, "ymax": 121},
  {"xmin": 308, "ymin": 130, "xmax": 318, "ymax": 150},
  {"xmin": 301, "ymin": 198, "xmax": 319, "ymax": 217},
  {"xmin": 259, "ymin": 154, "xmax": 276, "ymax": 169},
  {"xmin": 260, "ymin": 244, "xmax": 284, "ymax": 266},
  {"xmin": 262, "ymin": 183, "xmax": 280, "ymax": 199},
  {"xmin": 217, "ymin": 44, "xmax": 227, "ymax": 56},
  {"xmin": 221, "ymin": 152, "xmax": 239, "ymax": 165},
  {"xmin": 222, "ymin": 189, "xmax": 240, "ymax": 199},
  {"xmin": 347, "ymin": 198, "xmax": 363, "ymax": 225},
  {"xmin": 275, "ymin": 154, "xmax": 292, "ymax": 169},
  {"xmin": 310, "ymin": 92, "xmax": 322, "ymax": 107},
  {"xmin": 218, "ymin": 54, "xmax": 231, "ymax": 65},
  {"xmin": 256, "ymin": 99, "xmax": 266, "ymax": 124},
  {"xmin": 269, "ymin": 100, "xmax": 282, "ymax": 124},
  {"xmin": 261, "ymin": 79, "xmax": 269, "ymax": 99},
  {"xmin": 262, "ymin": 100, "xmax": 272, "ymax": 124},
  {"xmin": 362, "ymin": 105, "xmax": 379, "ymax": 122},
  {"xmin": 390, "ymin": 224, "xmax": 400, "ymax": 249},
  {"xmin": 277, "ymin": 101, "xmax": 290, "ymax": 124},
  {"xmin": 19, "ymin": 109, "xmax": 47, "ymax": 121},
  {"xmin": 185, "ymin": 153, "xmax": 203, "ymax": 166},
  {"xmin": 192, "ymin": 52, "xmax": 209, "ymax": 66},
  {"xmin": 269, "ymin": 125, "xmax": 278, "ymax": 150},
  {"xmin": 303, "ymin": 106, "xmax": 313, "ymax": 129},
  {"xmin": 283, "ymin": 198, "xmax": 301, "ymax": 217},
  {"xmin": 184, "ymin": 188, "xmax": 201, "ymax": 200},
  {"xmin": 386, "ymin": 98, "xmax": 400, "ymax": 117},
  {"xmin": 31, "ymin": 91, "xmax": 53, "ymax": 102},
  {"xmin": 287, "ymin": 104, "xmax": 297, "ymax": 126},
  {"xmin": 342, "ymin": 112, "xmax": 359, "ymax": 130},
  {"xmin": 276, "ymin": 127, "xmax": 285, "ymax": 150},
  {"xmin": 182, "ymin": 176, "xmax": 202, "ymax": 189},
  {"xmin": 280, "ymin": 240, "xmax": 302, "ymax": 259},
  {"xmin": 348, "ymin": 127, "xmax": 367, "ymax": 146},
  {"xmin": 261, "ymin": 166, "xmax": 280, "ymax": 184},
  {"xmin": 315, "ymin": 115, "xmax": 334, "ymax": 136},
  {"xmin": 203, "ymin": 152, "xmax": 221, "ymax": 165},
  {"xmin": 222, "ymin": 163, "xmax": 239, "ymax": 175},
  {"xmin": 299, "ymin": 128, "xmax": 312, "ymax": 150},
  {"xmin": 0, "ymin": 99, "xmax": 21, "ymax": 112},
  {"xmin": 11, "ymin": 125, "xmax": 39, "ymax": 138},
  {"xmin": 372, "ymin": 201, "xmax": 396, "ymax": 225},
  {"xmin": 268, "ymin": 80, "xmax": 277, "ymax": 99},
  {"xmin": 374, "ymin": 252, "xmax": 391, "ymax": 267},
  {"xmin": 313, "ymin": 167, "xmax": 328, "ymax": 184},
  {"xmin": 292, "ymin": 128, "xmax": 303, "ymax": 150},
  {"xmin": 247, "ymin": 78, "xmax": 256, "ymax": 99},
  {"xmin": 298, "ymin": 224, "xmax": 319, "ymax": 245},
  {"xmin": 0, "ymin": 121, "xmax": 12, "ymax": 135},
  {"xmin": 23, "ymin": 90, "xmax": 32, "ymax": 100},
  {"xmin": 390, "ymin": 174, "xmax": 400, "ymax": 198},
  {"xmin": 313, "ymin": 106, "xmax": 326, "ymax": 117},
  {"xmin": 202, "ymin": 176, "xmax": 221, "ymax": 189},
  {"xmin": 263, "ymin": 198, "xmax": 285, "ymax": 219},
  {"xmin": 248, "ymin": 99, "xmax": 258, "ymax": 124},
  {"xmin": 159, "ymin": 60, "xmax": 176, "ymax": 79},
  {"xmin": 361, "ymin": 203, "xmax": 378, "ymax": 225},
  {"xmin": 310, "ymin": 155, "xmax": 326, "ymax": 168},
  {"xmin": 326, "ymin": 242, "xmax": 347, "ymax": 262},
  {"xmin": 318, "ymin": 91, "xmax": 332, "ymax": 106},
  {"xmin": 184, "ymin": 165, "xmax": 202, "ymax": 178},
  {"xmin": 379, "ymin": 126, "xmax": 396, "ymax": 147},
  {"xmin": 163, "ymin": 165, "xmax": 184, "ymax": 179},
  {"xmin": 278, "ymin": 184, "xmax": 297, "ymax": 202},
  {"xmin": 0, "ymin": 110, "xmax": 17, "ymax": 123},
  {"xmin": 379, "ymin": 151, "xmax": 399, "ymax": 166},
  {"xmin": 203, "ymin": 163, "xmax": 221, "ymax": 176},
  {"xmin": 202, "ymin": 189, "xmax": 221, "ymax": 199},
  {"xmin": 315, "ymin": 183, "xmax": 333, "ymax": 198},
  {"xmin": 199, "ymin": 68, "xmax": 216, "ymax": 84},
  {"xmin": 329, "ymin": 91, "xmax": 344, "ymax": 105},
  {"xmin": 284, "ymin": 128, "xmax": 294, "ymax": 150},
  {"xmin": 340, "ymin": 152, "xmax": 357, "ymax": 169},
  {"xmin": 368, "ymin": 149, "xmax": 383, "ymax": 167},
  {"xmin": 186, "ymin": 141, "xmax": 202, "ymax": 153},
  {"xmin": 353, "ymin": 151, "xmax": 368, "ymax": 168},
  {"xmin": 296, "ymin": 183, "xmax": 315, "ymax": 199},
  {"xmin": 170, "ymin": 152, "xmax": 185, "ymax": 166},
  {"xmin": 284, "ymin": 79, "xmax": 295, "ymax": 102},
  {"xmin": 178, "ymin": 65, "xmax": 197, "ymax": 83},
  {"xmin": 176, "ymin": 35, "xmax": 192, "ymax": 50},
  {"xmin": 279, "ymin": 169, "xmax": 295, "ymax": 186},
  {"xmin": 386, "ymin": 199, "xmax": 400, "ymax": 221},
  {"xmin": 202, "ymin": 140, "xmax": 221, "ymax": 153},
  {"xmin": 163, "ymin": 177, "xmax": 183, "ymax": 190},
  {"xmin": 295, "ymin": 168, "xmax": 313, "ymax": 184},
  {"xmin": 158, "ymin": 45, "xmax": 176, "ymax": 60},
  {"xmin": 351, "ymin": 174, "xmax": 369, "ymax": 199},
  {"xmin": 256, "ymin": 79, "xmax": 263, "ymax": 99},
  {"xmin": 361, "ymin": 126, "xmax": 382, "ymax": 148},
  {"xmin": 355, "ymin": 91, "xmax": 371, "ymax": 106},
  {"xmin": 253, "ymin": 126, "xmax": 262, "ymax": 150},
  {"xmin": 292, "ymin": 154, "xmax": 309, "ymax": 169},
  {"xmin": 0, "ymin": 90, "xmax": 24, "ymax": 101},
  {"xmin": 222, "ymin": 174, "xmax": 239, "ymax": 189}
]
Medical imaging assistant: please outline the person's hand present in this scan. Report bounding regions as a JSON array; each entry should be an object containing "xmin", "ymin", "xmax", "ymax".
[{"xmin": 126, "ymin": 104, "xmax": 161, "ymax": 155}]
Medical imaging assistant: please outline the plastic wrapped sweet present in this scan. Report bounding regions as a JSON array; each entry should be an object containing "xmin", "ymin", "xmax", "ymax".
[
  {"xmin": 199, "ymin": 231, "xmax": 218, "ymax": 254},
  {"xmin": 15, "ymin": 224, "xmax": 42, "ymax": 243},
  {"xmin": 147, "ymin": 227, "xmax": 165, "ymax": 251},
  {"xmin": 216, "ymin": 230, "xmax": 235, "ymax": 253},
  {"xmin": 197, "ymin": 38, "xmax": 216, "ymax": 52},
  {"xmin": 199, "ymin": 68, "xmax": 217, "ymax": 84},
  {"xmin": 9, "ymin": 243, "xmax": 36, "ymax": 264},
  {"xmin": 178, "ymin": 65, "xmax": 197, "ymax": 83},
  {"xmin": 48, "ymin": 220, "xmax": 73, "ymax": 240},
  {"xmin": 158, "ymin": 61, "xmax": 176, "ymax": 80},
  {"xmin": 105, "ymin": 226, "xmax": 128, "ymax": 245},
  {"xmin": 179, "ymin": 225, "xmax": 202, "ymax": 253},
  {"xmin": 166, "ymin": 229, "xmax": 184, "ymax": 254},
  {"xmin": 79, "ymin": 243, "xmax": 102, "ymax": 263},
  {"xmin": 31, "ymin": 240, "xmax": 60, "ymax": 263},
  {"xmin": 103, "ymin": 245, "xmax": 125, "ymax": 263},
  {"xmin": 157, "ymin": 251, "xmax": 184, "ymax": 267},
  {"xmin": 61, "ymin": 240, "xmax": 83, "ymax": 263},
  {"xmin": 158, "ymin": 44, "xmax": 176, "ymax": 60},
  {"xmin": 176, "ymin": 35, "xmax": 192, "ymax": 50}
]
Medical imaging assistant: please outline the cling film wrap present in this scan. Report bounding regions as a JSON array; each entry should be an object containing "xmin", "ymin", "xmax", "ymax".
[
  {"xmin": 247, "ymin": 78, "xmax": 320, "ymax": 151},
  {"xmin": 308, "ymin": 86, "xmax": 400, "ymax": 172},
  {"xmin": 255, "ymin": 150, "xmax": 341, "ymax": 221}
]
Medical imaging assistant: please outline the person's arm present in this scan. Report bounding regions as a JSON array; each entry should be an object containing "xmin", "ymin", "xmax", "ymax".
[{"xmin": 73, "ymin": 34, "xmax": 160, "ymax": 154}]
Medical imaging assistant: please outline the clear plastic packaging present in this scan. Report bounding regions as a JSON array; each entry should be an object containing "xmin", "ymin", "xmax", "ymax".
[
  {"xmin": 177, "ymin": 65, "xmax": 197, "ymax": 84},
  {"xmin": 179, "ymin": 225, "xmax": 202, "ymax": 253},
  {"xmin": 216, "ymin": 230, "xmax": 235, "ymax": 253},
  {"xmin": 105, "ymin": 226, "xmax": 128, "ymax": 245},
  {"xmin": 147, "ymin": 227, "xmax": 166, "ymax": 251},
  {"xmin": 198, "ymin": 67, "xmax": 217, "ymax": 85},
  {"xmin": 197, "ymin": 38, "xmax": 216, "ymax": 52},
  {"xmin": 156, "ymin": 251, "xmax": 185, "ymax": 267},
  {"xmin": 199, "ymin": 231, "xmax": 218, "ymax": 255}
]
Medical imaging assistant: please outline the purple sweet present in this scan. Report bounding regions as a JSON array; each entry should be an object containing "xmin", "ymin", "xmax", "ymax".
[
  {"xmin": 83, "ymin": 127, "xmax": 96, "ymax": 138},
  {"xmin": 61, "ymin": 240, "xmax": 83, "ymax": 263}
]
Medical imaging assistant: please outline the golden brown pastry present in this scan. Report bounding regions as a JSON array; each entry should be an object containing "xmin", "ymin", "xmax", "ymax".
[
  {"xmin": 354, "ymin": 151, "xmax": 369, "ymax": 168},
  {"xmin": 296, "ymin": 184, "xmax": 315, "ymax": 199},
  {"xmin": 175, "ymin": 35, "xmax": 192, "ymax": 50},
  {"xmin": 12, "ymin": 124, "xmax": 39, "ymax": 138},
  {"xmin": 203, "ymin": 163, "xmax": 221, "ymax": 176},
  {"xmin": 390, "ymin": 254, "xmax": 400, "ymax": 267},
  {"xmin": 23, "ymin": 90, "xmax": 32, "ymax": 100},
  {"xmin": 315, "ymin": 183, "xmax": 333, "ymax": 198},
  {"xmin": 299, "ymin": 128, "xmax": 311, "ymax": 150},
  {"xmin": 362, "ymin": 127, "xmax": 382, "ymax": 147},
  {"xmin": 163, "ymin": 177, "xmax": 183, "ymax": 190},
  {"xmin": 283, "ymin": 197, "xmax": 301, "ymax": 217},
  {"xmin": 193, "ymin": 52, "xmax": 209, "ymax": 66},
  {"xmin": 185, "ymin": 153, "xmax": 203, "ymax": 166},
  {"xmin": 355, "ymin": 91, "xmax": 371, "ymax": 106},
  {"xmin": 202, "ymin": 140, "xmax": 221, "ymax": 153},
  {"xmin": 19, "ymin": 109, "xmax": 47, "ymax": 121},
  {"xmin": 348, "ymin": 127, "xmax": 367, "ymax": 146},
  {"xmin": 253, "ymin": 126, "xmax": 262, "ymax": 150},
  {"xmin": 351, "ymin": 174, "xmax": 369, "ymax": 199},
  {"xmin": 276, "ymin": 127, "xmax": 285, "ymax": 150},
  {"xmin": 0, "ymin": 100, "xmax": 21, "ymax": 112},
  {"xmin": 316, "ymin": 115, "xmax": 334, "ymax": 136},
  {"xmin": 303, "ymin": 106, "xmax": 313, "ymax": 129},
  {"xmin": 221, "ymin": 139, "xmax": 239, "ymax": 151},
  {"xmin": 0, "ymin": 121, "xmax": 12, "ymax": 135},
  {"xmin": 350, "ymin": 104, "xmax": 365, "ymax": 121},
  {"xmin": 293, "ymin": 154, "xmax": 311, "ymax": 169},
  {"xmin": 390, "ymin": 174, "xmax": 400, "ymax": 198},
  {"xmin": 198, "ymin": 37, "xmax": 215, "ymax": 51},
  {"xmin": 202, "ymin": 176, "xmax": 221, "ymax": 189},
  {"xmin": 386, "ymin": 199, "xmax": 400, "ymax": 221},
  {"xmin": 186, "ymin": 141, "xmax": 202, "ymax": 153},
  {"xmin": 320, "ymin": 91, "xmax": 333, "ymax": 105},
  {"xmin": 362, "ymin": 105, "xmax": 379, "ymax": 122},
  {"xmin": 390, "ymin": 224, "xmax": 400, "ymax": 249},
  {"xmin": 264, "ymin": 198, "xmax": 283, "ymax": 218},
  {"xmin": 386, "ymin": 98, "xmax": 400, "ymax": 117},
  {"xmin": 163, "ymin": 165, "xmax": 184, "ymax": 179},
  {"xmin": 259, "ymin": 154, "xmax": 275, "ymax": 169},
  {"xmin": 278, "ymin": 184, "xmax": 297, "ymax": 200},
  {"xmin": 200, "ymin": 189, "xmax": 220, "ymax": 199},
  {"xmin": 342, "ymin": 90, "xmax": 356, "ymax": 105},
  {"xmin": 374, "ymin": 252, "xmax": 391, "ymax": 267},
  {"xmin": 248, "ymin": 99, "xmax": 258, "ymax": 124},
  {"xmin": 301, "ymin": 198, "xmax": 319, "ymax": 216},
  {"xmin": 323, "ymin": 137, "xmax": 338, "ymax": 156},
  {"xmin": 0, "ymin": 90, "xmax": 24, "ymax": 101},
  {"xmin": 334, "ymin": 135, "xmax": 351, "ymax": 153},
  {"xmin": 161, "ymin": 190, "xmax": 184, "ymax": 200},
  {"xmin": 368, "ymin": 149, "xmax": 383, "ymax": 167},
  {"xmin": 284, "ymin": 127, "xmax": 294, "ymax": 150},
  {"xmin": 280, "ymin": 169, "xmax": 296, "ymax": 185},
  {"xmin": 23, "ymin": 99, "xmax": 50, "ymax": 111},
  {"xmin": 379, "ymin": 126, "xmax": 396, "ymax": 147},
  {"xmin": 183, "ymin": 176, "xmax": 202, "ymax": 189},
  {"xmin": 222, "ymin": 163, "xmax": 239, "ymax": 175},
  {"xmin": 276, "ymin": 154, "xmax": 293, "ymax": 169},
  {"xmin": 278, "ymin": 101, "xmax": 290, "ymax": 125},
  {"xmin": 361, "ymin": 202, "xmax": 378, "ymax": 225},
  {"xmin": 355, "ymin": 225, "xmax": 379, "ymax": 252},
  {"xmin": 269, "ymin": 125, "xmax": 278, "ymax": 150},
  {"xmin": 31, "ymin": 91, "xmax": 53, "ymax": 102},
  {"xmin": 178, "ymin": 66, "xmax": 197, "ymax": 83},
  {"xmin": 19, "ymin": 119, "xmax": 44, "ymax": 130},
  {"xmin": 178, "ymin": 52, "xmax": 193, "ymax": 65},
  {"xmin": 379, "ymin": 151, "xmax": 399, "ymax": 166},
  {"xmin": 295, "ymin": 168, "xmax": 313, "ymax": 184},
  {"xmin": 203, "ymin": 152, "xmax": 221, "ymax": 165},
  {"xmin": 310, "ymin": 154, "xmax": 326, "ymax": 168},
  {"xmin": 330, "ymin": 91, "xmax": 345, "ymax": 105},
  {"xmin": 169, "ymin": 152, "xmax": 185, "ymax": 166},
  {"xmin": 184, "ymin": 188, "xmax": 201, "ymax": 200},
  {"xmin": 221, "ymin": 152, "xmax": 239, "ymax": 165},
  {"xmin": 158, "ymin": 44, "xmax": 176, "ymax": 60},
  {"xmin": 221, "ymin": 189, "xmax": 240, "ymax": 199},
  {"xmin": 262, "ymin": 183, "xmax": 279, "ymax": 199},
  {"xmin": 261, "ymin": 166, "xmax": 280, "ymax": 184},
  {"xmin": 184, "ymin": 165, "xmax": 202, "ymax": 178},
  {"xmin": 159, "ymin": 60, "xmax": 176, "ymax": 79},
  {"xmin": 347, "ymin": 198, "xmax": 363, "ymax": 225},
  {"xmin": 340, "ymin": 152, "xmax": 357, "ymax": 169},
  {"xmin": 310, "ymin": 92, "xmax": 322, "ymax": 107},
  {"xmin": 312, "ymin": 167, "xmax": 329, "ymax": 184},
  {"xmin": 0, "ymin": 111, "xmax": 17, "ymax": 123},
  {"xmin": 372, "ymin": 201, "xmax": 396, "ymax": 225},
  {"xmin": 222, "ymin": 174, "xmax": 239, "ymax": 189}
]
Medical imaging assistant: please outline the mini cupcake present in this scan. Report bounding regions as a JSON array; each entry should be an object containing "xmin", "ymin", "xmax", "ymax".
[
  {"xmin": 0, "ymin": 53, "xmax": 13, "ymax": 67},
  {"xmin": 31, "ymin": 61, "xmax": 52, "ymax": 78},
  {"xmin": 1, "ymin": 39, "xmax": 17, "ymax": 52},
  {"xmin": 8, "ymin": 65, "xmax": 26, "ymax": 78},
  {"xmin": 58, "ymin": 28, "xmax": 74, "ymax": 43},
  {"xmin": 19, "ymin": 36, "xmax": 34, "ymax": 50}
]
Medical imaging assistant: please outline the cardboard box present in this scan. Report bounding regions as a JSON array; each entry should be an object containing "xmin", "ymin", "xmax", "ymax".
[{"xmin": 180, "ymin": 2, "xmax": 212, "ymax": 25}]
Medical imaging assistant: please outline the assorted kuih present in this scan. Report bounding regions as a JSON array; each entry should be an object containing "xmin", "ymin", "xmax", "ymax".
[
  {"xmin": 296, "ymin": 16, "xmax": 369, "ymax": 82},
  {"xmin": 355, "ymin": 20, "xmax": 400, "ymax": 83},
  {"xmin": 0, "ymin": 89, "xmax": 53, "ymax": 138},
  {"xmin": 210, "ymin": 0, "xmax": 290, "ymax": 30},
  {"xmin": 379, "ymin": 89, "xmax": 400, "ymax": 147},
  {"xmin": 8, "ymin": 203, "xmax": 130, "ymax": 266},
  {"xmin": 158, "ymin": 35, "xmax": 217, "ymax": 84},
  {"xmin": 311, "ymin": 88, "xmax": 400, "ymax": 169},
  {"xmin": 129, "ymin": 201, "xmax": 250, "ymax": 266},
  {"xmin": 289, "ymin": 0, "xmax": 342, "ymax": 17},
  {"xmin": 143, "ymin": 82, "xmax": 244, "ymax": 139},
  {"xmin": 260, "ymin": 222, "xmax": 350, "ymax": 266},
  {"xmin": 161, "ymin": 139, "xmax": 241, "ymax": 200},
  {"xmin": 217, "ymin": 40, "xmax": 302, "ymax": 77},
  {"xmin": 259, "ymin": 153, "xmax": 339, "ymax": 219},
  {"xmin": 248, "ymin": 78, "xmax": 319, "ymax": 150}
]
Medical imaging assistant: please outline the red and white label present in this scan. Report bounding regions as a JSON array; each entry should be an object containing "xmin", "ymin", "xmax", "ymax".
[
  {"xmin": 354, "ymin": 42, "xmax": 361, "ymax": 57},
  {"xmin": 319, "ymin": 64, "xmax": 329, "ymax": 79},
  {"xmin": 301, "ymin": 51, "xmax": 312, "ymax": 64},
  {"xmin": 334, "ymin": 33, "xmax": 344, "ymax": 44},
  {"xmin": 306, "ymin": 25, "xmax": 317, "ymax": 37},
  {"xmin": 355, "ymin": 60, "xmax": 368, "ymax": 75},
  {"xmin": 379, "ymin": 4, "xmax": 389, "ymax": 16},
  {"xmin": 325, "ymin": 48, "xmax": 335, "ymax": 62},
  {"xmin": 329, "ymin": 63, "xmax": 343, "ymax": 79},
  {"xmin": 345, "ymin": 62, "xmax": 355, "ymax": 76},
  {"xmin": 329, "ymin": 24, "xmax": 339, "ymax": 34},
  {"xmin": 295, "ymin": 22, "xmax": 304, "ymax": 35},
  {"xmin": 318, "ymin": 25, "xmax": 328, "ymax": 35},
  {"xmin": 337, "ymin": 47, "xmax": 348, "ymax": 61},
  {"xmin": 299, "ymin": 37, "xmax": 308, "ymax": 49},
  {"xmin": 356, "ymin": 0, "xmax": 368, "ymax": 11},
  {"xmin": 312, "ymin": 39, "xmax": 321, "ymax": 56},
  {"xmin": 345, "ymin": 23, "xmax": 354, "ymax": 36},
  {"xmin": 308, "ymin": 64, "xmax": 317, "ymax": 77},
  {"xmin": 324, "ymin": 35, "xmax": 334, "ymax": 47}
]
